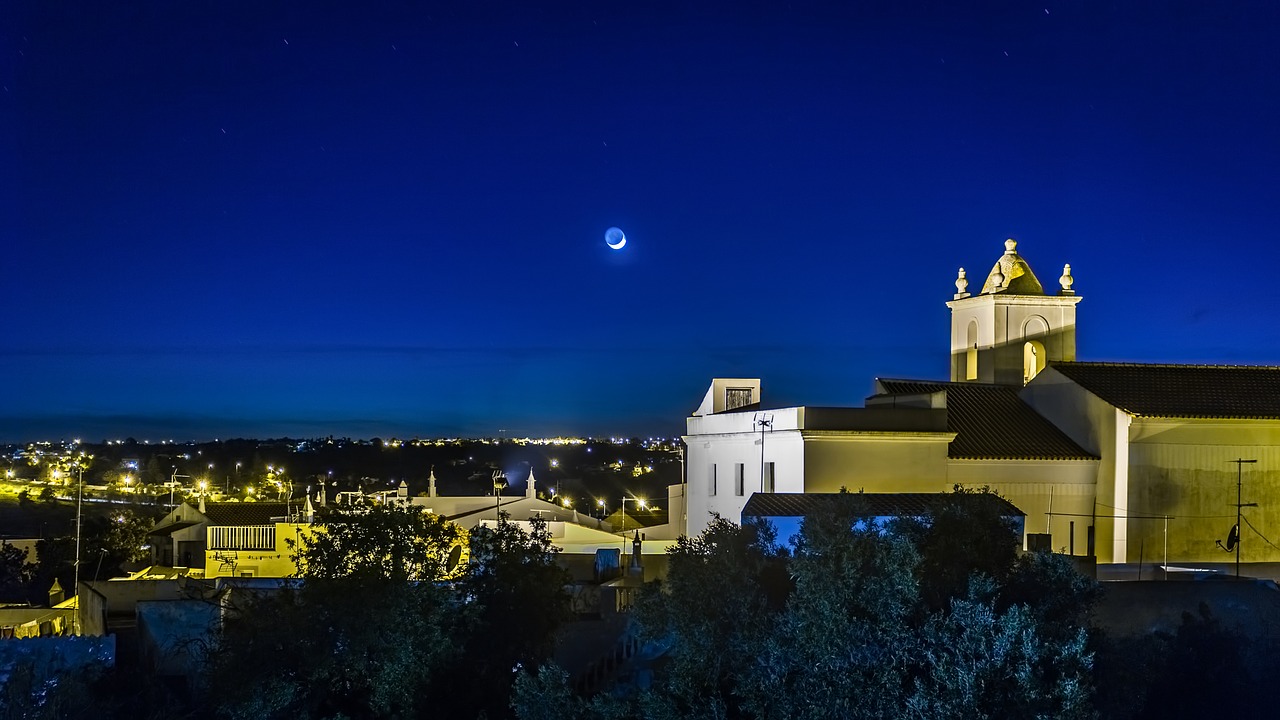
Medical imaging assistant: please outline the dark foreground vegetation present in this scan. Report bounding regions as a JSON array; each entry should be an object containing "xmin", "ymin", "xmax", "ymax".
[{"xmin": 5, "ymin": 491, "xmax": 1280, "ymax": 719}]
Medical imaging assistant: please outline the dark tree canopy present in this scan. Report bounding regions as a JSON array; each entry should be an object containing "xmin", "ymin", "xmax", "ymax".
[
  {"xmin": 205, "ymin": 505, "xmax": 570, "ymax": 720},
  {"xmin": 517, "ymin": 488, "xmax": 1100, "ymax": 720}
]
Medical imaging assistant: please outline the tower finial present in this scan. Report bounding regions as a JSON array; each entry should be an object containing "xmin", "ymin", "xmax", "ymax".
[
  {"xmin": 1059, "ymin": 263, "xmax": 1075, "ymax": 295},
  {"xmin": 1004, "ymin": 238, "xmax": 1018, "ymax": 254},
  {"xmin": 954, "ymin": 267, "xmax": 970, "ymax": 299}
]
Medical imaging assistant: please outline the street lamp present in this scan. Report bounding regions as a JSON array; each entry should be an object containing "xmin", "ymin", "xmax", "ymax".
[
  {"xmin": 596, "ymin": 498, "xmax": 606, "ymax": 519},
  {"xmin": 620, "ymin": 496, "xmax": 647, "ymax": 535}
]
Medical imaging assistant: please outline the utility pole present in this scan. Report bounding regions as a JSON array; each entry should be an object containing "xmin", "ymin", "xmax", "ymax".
[
  {"xmin": 73, "ymin": 463, "xmax": 83, "ymax": 636},
  {"xmin": 1231, "ymin": 458, "xmax": 1258, "ymax": 577}
]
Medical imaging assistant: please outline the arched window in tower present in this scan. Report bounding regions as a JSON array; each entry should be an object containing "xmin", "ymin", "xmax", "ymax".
[
  {"xmin": 1023, "ymin": 340, "xmax": 1046, "ymax": 384},
  {"xmin": 965, "ymin": 320, "xmax": 979, "ymax": 380}
]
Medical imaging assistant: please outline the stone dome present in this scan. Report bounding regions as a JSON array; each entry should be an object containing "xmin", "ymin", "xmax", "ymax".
[{"xmin": 980, "ymin": 238, "xmax": 1045, "ymax": 295}]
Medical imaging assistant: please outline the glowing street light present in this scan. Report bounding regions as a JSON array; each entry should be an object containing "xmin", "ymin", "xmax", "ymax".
[{"xmin": 620, "ymin": 496, "xmax": 647, "ymax": 535}]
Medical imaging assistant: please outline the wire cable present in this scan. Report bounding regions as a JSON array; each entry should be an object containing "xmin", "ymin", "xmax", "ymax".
[{"xmin": 1240, "ymin": 515, "xmax": 1280, "ymax": 553}]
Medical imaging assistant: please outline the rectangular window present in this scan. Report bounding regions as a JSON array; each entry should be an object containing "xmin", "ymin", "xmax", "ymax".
[
  {"xmin": 734, "ymin": 463, "xmax": 744, "ymax": 496},
  {"xmin": 709, "ymin": 465, "xmax": 717, "ymax": 496},
  {"xmin": 726, "ymin": 387, "xmax": 753, "ymax": 410},
  {"xmin": 763, "ymin": 462, "xmax": 775, "ymax": 493}
]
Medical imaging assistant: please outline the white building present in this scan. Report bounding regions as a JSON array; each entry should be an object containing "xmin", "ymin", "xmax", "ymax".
[{"xmin": 683, "ymin": 238, "xmax": 1280, "ymax": 570}]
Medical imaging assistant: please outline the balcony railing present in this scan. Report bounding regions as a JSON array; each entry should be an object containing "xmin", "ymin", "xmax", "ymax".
[{"xmin": 208, "ymin": 525, "xmax": 275, "ymax": 551}]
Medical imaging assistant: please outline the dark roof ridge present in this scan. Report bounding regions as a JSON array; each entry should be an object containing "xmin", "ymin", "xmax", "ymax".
[
  {"xmin": 1052, "ymin": 361, "xmax": 1280, "ymax": 370},
  {"xmin": 875, "ymin": 377, "xmax": 1009, "ymax": 389}
]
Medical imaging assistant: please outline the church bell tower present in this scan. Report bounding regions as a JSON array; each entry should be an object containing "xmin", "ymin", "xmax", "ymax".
[{"xmin": 946, "ymin": 239, "xmax": 1081, "ymax": 386}]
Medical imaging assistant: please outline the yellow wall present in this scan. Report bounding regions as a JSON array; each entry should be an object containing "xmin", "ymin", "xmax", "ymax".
[{"xmin": 203, "ymin": 523, "xmax": 315, "ymax": 579}]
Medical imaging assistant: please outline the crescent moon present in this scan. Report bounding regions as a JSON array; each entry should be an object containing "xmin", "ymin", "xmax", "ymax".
[{"xmin": 605, "ymin": 227, "xmax": 626, "ymax": 250}]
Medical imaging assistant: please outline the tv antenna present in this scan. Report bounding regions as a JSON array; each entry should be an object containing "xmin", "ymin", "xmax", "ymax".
[
  {"xmin": 1218, "ymin": 459, "xmax": 1258, "ymax": 577},
  {"xmin": 754, "ymin": 412, "xmax": 774, "ymax": 493}
]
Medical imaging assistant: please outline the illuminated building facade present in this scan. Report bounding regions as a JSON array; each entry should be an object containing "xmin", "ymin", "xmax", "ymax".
[{"xmin": 683, "ymin": 239, "xmax": 1280, "ymax": 570}]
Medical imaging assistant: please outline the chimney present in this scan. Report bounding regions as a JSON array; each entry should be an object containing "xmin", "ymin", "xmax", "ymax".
[{"xmin": 628, "ymin": 531, "xmax": 644, "ymax": 577}]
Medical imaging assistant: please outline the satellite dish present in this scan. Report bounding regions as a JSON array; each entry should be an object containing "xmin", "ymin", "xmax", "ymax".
[{"xmin": 1226, "ymin": 524, "xmax": 1240, "ymax": 551}]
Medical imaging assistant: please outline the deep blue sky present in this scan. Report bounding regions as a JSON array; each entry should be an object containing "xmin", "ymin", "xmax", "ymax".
[{"xmin": 3, "ymin": 1, "xmax": 1278, "ymax": 441}]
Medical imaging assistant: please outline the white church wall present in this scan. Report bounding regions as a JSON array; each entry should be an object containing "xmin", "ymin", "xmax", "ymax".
[{"xmin": 684, "ymin": 408, "xmax": 806, "ymax": 537}]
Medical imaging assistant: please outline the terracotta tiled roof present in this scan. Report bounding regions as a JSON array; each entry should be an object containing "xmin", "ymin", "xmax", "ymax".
[
  {"xmin": 742, "ymin": 492, "xmax": 1025, "ymax": 519},
  {"xmin": 874, "ymin": 379, "xmax": 1096, "ymax": 461},
  {"xmin": 202, "ymin": 502, "xmax": 292, "ymax": 526},
  {"xmin": 1049, "ymin": 362, "xmax": 1280, "ymax": 419}
]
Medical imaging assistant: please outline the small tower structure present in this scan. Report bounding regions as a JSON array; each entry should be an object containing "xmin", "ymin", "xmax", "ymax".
[{"xmin": 946, "ymin": 239, "xmax": 1081, "ymax": 386}]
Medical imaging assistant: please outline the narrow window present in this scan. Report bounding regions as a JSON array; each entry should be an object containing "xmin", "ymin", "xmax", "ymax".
[
  {"xmin": 763, "ymin": 462, "xmax": 775, "ymax": 493},
  {"xmin": 734, "ymin": 463, "xmax": 745, "ymax": 496},
  {"xmin": 965, "ymin": 320, "xmax": 979, "ymax": 380},
  {"xmin": 1023, "ymin": 340, "xmax": 1046, "ymax": 384},
  {"xmin": 709, "ymin": 465, "xmax": 717, "ymax": 496}
]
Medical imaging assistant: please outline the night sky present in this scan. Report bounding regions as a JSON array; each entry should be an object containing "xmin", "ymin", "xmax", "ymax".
[{"xmin": 3, "ymin": 1, "xmax": 1278, "ymax": 441}]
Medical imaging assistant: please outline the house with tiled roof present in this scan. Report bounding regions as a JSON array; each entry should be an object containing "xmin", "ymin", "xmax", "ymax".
[
  {"xmin": 147, "ymin": 499, "xmax": 316, "ymax": 578},
  {"xmin": 684, "ymin": 238, "xmax": 1280, "ymax": 572}
]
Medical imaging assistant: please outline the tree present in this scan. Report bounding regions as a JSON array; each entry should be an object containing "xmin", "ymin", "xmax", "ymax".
[
  {"xmin": 207, "ymin": 504, "xmax": 465, "ymax": 719},
  {"xmin": 292, "ymin": 502, "xmax": 465, "ymax": 582},
  {"xmin": 205, "ymin": 505, "xmax": 573, "ymax": 720},
  {"xmin": 896, "ymin": 485, "xmax": 1021, "ymax": 612},
  {"xmin": 631, "ymin": 516, "xmax": 787, "ymax": 720},
  {"xmin": 539, "ymin": 488, "xmax": 1100, "ymax": 719},
  {"xmin": 0, "ymin": 543, "xmax": 33, "ymax": 602},
  {"xmin": 444, "ymin": 513, "xmax": 572, "ymax": 720}
]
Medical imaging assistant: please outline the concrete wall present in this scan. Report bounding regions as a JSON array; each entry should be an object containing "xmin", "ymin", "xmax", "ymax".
[
  {"xmin": 949, "ymin": 459, "xmax": 1097, "ymax": 553},
  {"xmin": 203, "ymin": 522, "xmax": 312, "ymax": 579},
  {"xmin": 136, "ymin": 599, "xmax": 220, "ymax": 676},
  {"xmin": 1126, "ymin": 419, "xmax": 1280, "ymax": 564},
  {"xmin": 1022, "ymin": 367, "xmax": 1122, "ymax": 561},
  {"xmin": 802, "ymin": 433, "xmax": 951, "ymax": 493}
]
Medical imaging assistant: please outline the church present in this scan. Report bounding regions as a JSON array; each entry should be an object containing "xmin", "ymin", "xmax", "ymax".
[{"xmin": 682, "ymin": 239, "xmax": 1280, "ymax": 572}]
